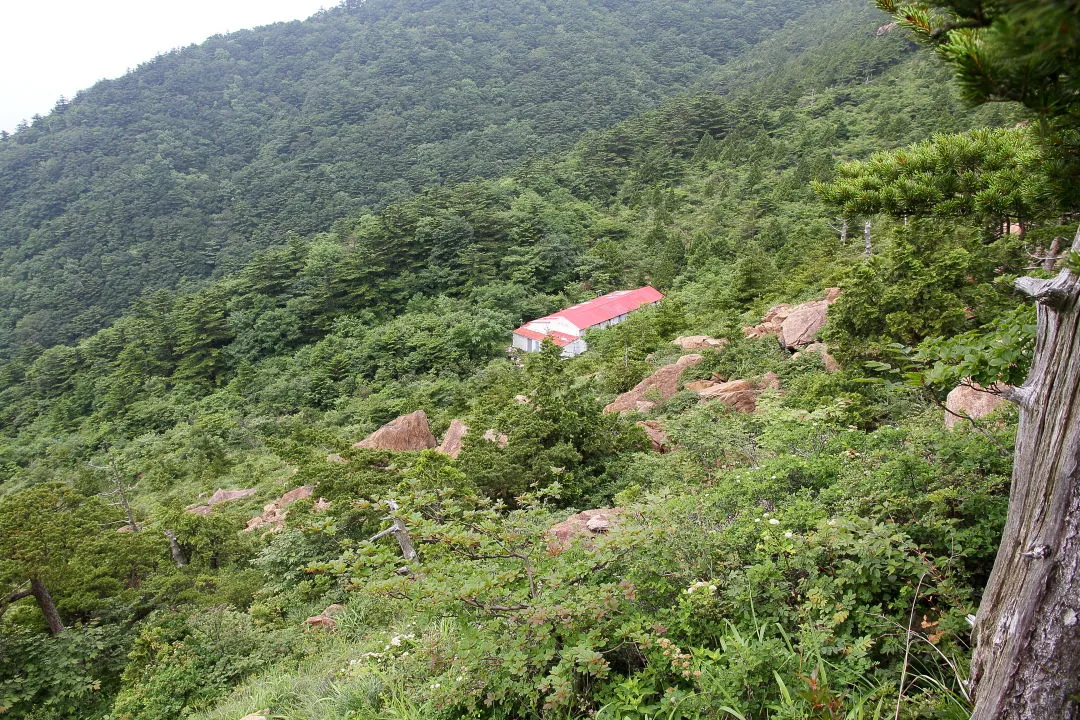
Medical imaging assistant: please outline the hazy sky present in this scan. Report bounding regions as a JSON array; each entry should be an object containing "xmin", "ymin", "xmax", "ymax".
[{"xmin": 1, "ymin": 0, "xmax": 333, "ymax": 133}]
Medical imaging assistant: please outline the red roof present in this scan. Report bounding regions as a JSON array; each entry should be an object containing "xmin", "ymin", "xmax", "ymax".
[
  {"xmin": 513, "ymin": 326, "xmax": 578, "ymax": 348},
  {"xmin": 556, "ymin": 286, "xmax": 664, "ymax": 330},
  {"xmin": 513, "ymin": 286, "xmax": 664, "ymax": 344}
]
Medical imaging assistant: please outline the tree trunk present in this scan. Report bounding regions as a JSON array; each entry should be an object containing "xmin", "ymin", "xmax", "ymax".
[
  {"xmin": 970, "ymin": 226, "xmax": 1080, "ymax": 720},
  {"xmin": 863, "ymin": 219, "xmax": 872, "ymax": 255},
  {"xmin": 164, "ymin": 529, "xmax": 188, "ymax": 567},
  {"xmin": 30, "ymin": 578, "xmax": 65, "ymax": 635}
]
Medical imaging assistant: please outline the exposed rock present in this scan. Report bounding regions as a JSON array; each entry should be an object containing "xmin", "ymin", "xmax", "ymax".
[
  {"xmin": 743, "ymin": 304, "xmax": 791, "ymax": 340},
  {"xmin": 483, "ymin": 428, "xmax": 509, "ymax": 448},
  {"xmin": 744, "ymin": 289, "xmax": 842, "ymax": 349},
  {"xmin": 672, "ymin": 335, "xmax": 728, "ymax": 351},
  {"xmin": 945, "ymin": 382, "xmax": 1010, "ymax": 429},
  {"xmin": 603, "ymin": 354, "xmax": 704, "ymax": 414},
  {"xmin": 514, "ymin": 394, "xmax": 531, "ymax": 404},
  {"xmin": 353, "ymin": 410, "xmax": 437, "ymax": 452},
  {"xmin": 239, "ymin": 714, "xmax": 268, "ymax": 720},
  {"xmin": 875, "ymin": 21, "xmax": 897, "ymax": 35},
  {"xmin": 313, "ymin": 497, "xmax": 332, "ymax": 512},
  {"xmin": 302, "ymin": 613, "xmax": 338, "ymax": 630},
  {"xmin": 684, "ymin": 379, "xmax": 717, "ymax": 392},
  {"xmin": 636, "ymin": 420, "xmax": 672, "ymax": 453},
  {"xmin": 208, "ymin": 488, "xmax": 258, "ymax": 505},
  {"xmin": 688, "ymin": 373, "xmax": 781, "ymax": 413},
  {"xmin": 696, "ymin": 379, "xmax": 759, "ymax": 413},
  {"xmin": 245, "ymin": 485, "xmax": 315, "ymax": 532},
  {"xmin": 436, "ymin": 419, "xmax": 468, "ymax": 458},
  {"xmin": 327, "ymin": 453, "xmax": 347, "ymax": 464},
  {"xmin": 548, "ymin": 508, "xmax": 624, "ymax": 553},
  {"xmin": 185, "ymin": 487, "xmax": 257, "ymax": 515},
  {"xmin": 116, "ymin": 524, "xmax": 134, "ymax": 533},
  {"xmin": 586, "ymin": 515, "xmax": 612, "ymax": 532},
  {"xmin": 779, "ymin": 300, "xmax": 830, "ymax": 348}
]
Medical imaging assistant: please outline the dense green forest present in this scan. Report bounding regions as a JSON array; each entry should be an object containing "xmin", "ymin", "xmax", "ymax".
[
  {"xmin": 0, "ymin": 0, "xmax": 835, "ymax": 356},
  {"xmin": 3, "ymin": 0, "xmax": 1076, "ymax": 717}
]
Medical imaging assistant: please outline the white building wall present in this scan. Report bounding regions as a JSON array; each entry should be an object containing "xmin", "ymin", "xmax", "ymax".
[{"xmin": 561, "ymin": 338, "xmax": 588, "ymax": 357}]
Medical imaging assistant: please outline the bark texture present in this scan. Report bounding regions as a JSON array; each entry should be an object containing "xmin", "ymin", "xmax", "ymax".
[
  {"xmin": 970, "ymin": 228, "xmax": 1080, "ymax": 720},
  {"xmin": 30, "ymin": 578, "xmax": 65, "ymax": 635}
]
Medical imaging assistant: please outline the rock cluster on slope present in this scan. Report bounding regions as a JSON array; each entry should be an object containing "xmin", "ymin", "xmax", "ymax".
[
  {"xmin": 603, "ymin": 354, "xmax": 704, "ymax": 414},
  {"xmin": 744, "ymin": 288, "xmax": 841, "ymax": 349}
]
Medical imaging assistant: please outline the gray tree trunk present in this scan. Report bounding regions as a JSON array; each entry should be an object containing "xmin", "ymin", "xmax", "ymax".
[
  {"xmin": 863, "ymin": 218, "xmax": 872, "ymax": 255},
  {"xmin": 970, "ymin": 226, "xmax": 1080, "ymax": 720},
  {"xmin": 164, "ymin": 529, "xmax": 188, "ymax": 567}
]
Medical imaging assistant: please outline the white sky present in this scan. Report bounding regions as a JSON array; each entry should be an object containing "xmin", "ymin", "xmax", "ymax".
[{"xmin": 0, "ymin": 0, "xmax": 333, "ymax": 133}]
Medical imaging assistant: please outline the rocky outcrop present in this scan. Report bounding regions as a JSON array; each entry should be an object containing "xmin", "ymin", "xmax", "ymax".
[
  {"xmin": 436, "ymin": 419, "xmax": 468, "ymax": 458},
  {"xmin": 245, "ymin": 485, "xmax": 315, "ymax": 532},
  {"xmin": 945, "ymin": 382, "xmax": 1009, "ymax": 429},
  {"xmin": 636, "ymin": 420, "xmax": 672, "ymax": 453},
  {"xmin": 548, "ymin": 508, "xmax": 624, "ymax": 553},
  {"xmin": 672, "ymin": 335, "xmax": 728, "ymax": 351},
  {"xmin": 185, "ymin": 488, "xmax": 257, "ymax": 515},
  {"xmin": 353, "ymin": 410, "xmax": 437, "ymax": 452},
  {"xmin": 603, "ymin": 354, "xmax": 704, "ymax": 414},
  {"xmin": 687, "ymin": 372, "xmax": 780, "ymax": 413},
  {"xmin": 303, "ymin": 603, "xmax": 346, "ymax": 630},
  {"xmin": 483, "ymin": 429, "xmax": 509, "ymax": 448},
  {"xmin": 743, "ymin": 304, "xmax": 791, "ymax": 341},
  {"xmin": 744, "ymin": 289, "xmax": 841, "ymax": 349},
  {"xmin": 780, "ymin": 301, "xmax": 830, "ymax": 348}
]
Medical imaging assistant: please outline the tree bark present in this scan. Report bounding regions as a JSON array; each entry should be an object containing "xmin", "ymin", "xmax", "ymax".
[
  {"xmin": 164, "ymin": 529, "xmax": 188, "ymax": 567},
  {"xmin": 30, "ymin": 578, "xmax": 65, "ymax": 635},
  {"xmin": 970, "ymin": 226, "xmax": 1080, "ymax": 720},
  {"xmin": 863, "ymin": 218, "xmax": 872, "ymax": 255}
]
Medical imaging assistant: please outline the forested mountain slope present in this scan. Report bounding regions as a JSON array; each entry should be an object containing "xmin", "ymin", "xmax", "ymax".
[
  {"xmin": 0, "ymin": 0, "xmax": 830, "ymax": 356},
  {"xmin": 0, "ymin": 0, "xmax": 1044, "ymax": 714}
]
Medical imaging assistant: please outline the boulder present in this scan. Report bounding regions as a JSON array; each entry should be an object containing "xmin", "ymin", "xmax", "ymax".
[
  {"xmin": 548, "ymin": 508, "xmax": 624, "ymax": 553},
  {"xmin": 779, "ymin": 300, "xmax": 830, "ymax": 348},
  {"xmin": 945, "ymin": 382, "xmax": 1009, "ymax": 429},
  {"xmin": 436, "ymin": 419, "xmax": 468, "ymax": 458},
  {"xmin": 743, "ymin": 304, "xmax": 791, "ymax": 340},
  {"xmin": 326, "ymin": 453, "xmax": 347, "ymax": 464},
  {"xmin": 245, "ymin": 485, "xmax": 315, "ymax": 532},
  {"xmin": 483, "ymin": 428, "xmax": 509, "ymax": 448},
  {"xmin": 744, "ymin": 289, "xmax": 841, "ymax": 348},
  {"xmin": 636, "ymin": 420, "xmax": 672, "ymax": 453},
  {"xmin": 353, "ymin": 410, "xmax": 437, "ymax": 452},
  {"xmin": 696, "ymin": 379, "xmax": 759, "ymax": 413},
  {"xmin": 185, "ymin": 487, "xmax": 257, "ymax": 515},
  {"xmin": 672, "ymin": 335, "xmax": 728, "ymax": 351},
  {"xmin": 603, "ymin": 354, "xmax": 704, "ymax": 414},
  {"xmin": 688, "ymin": 373, "xmax": 781, "ymax": 413}
]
